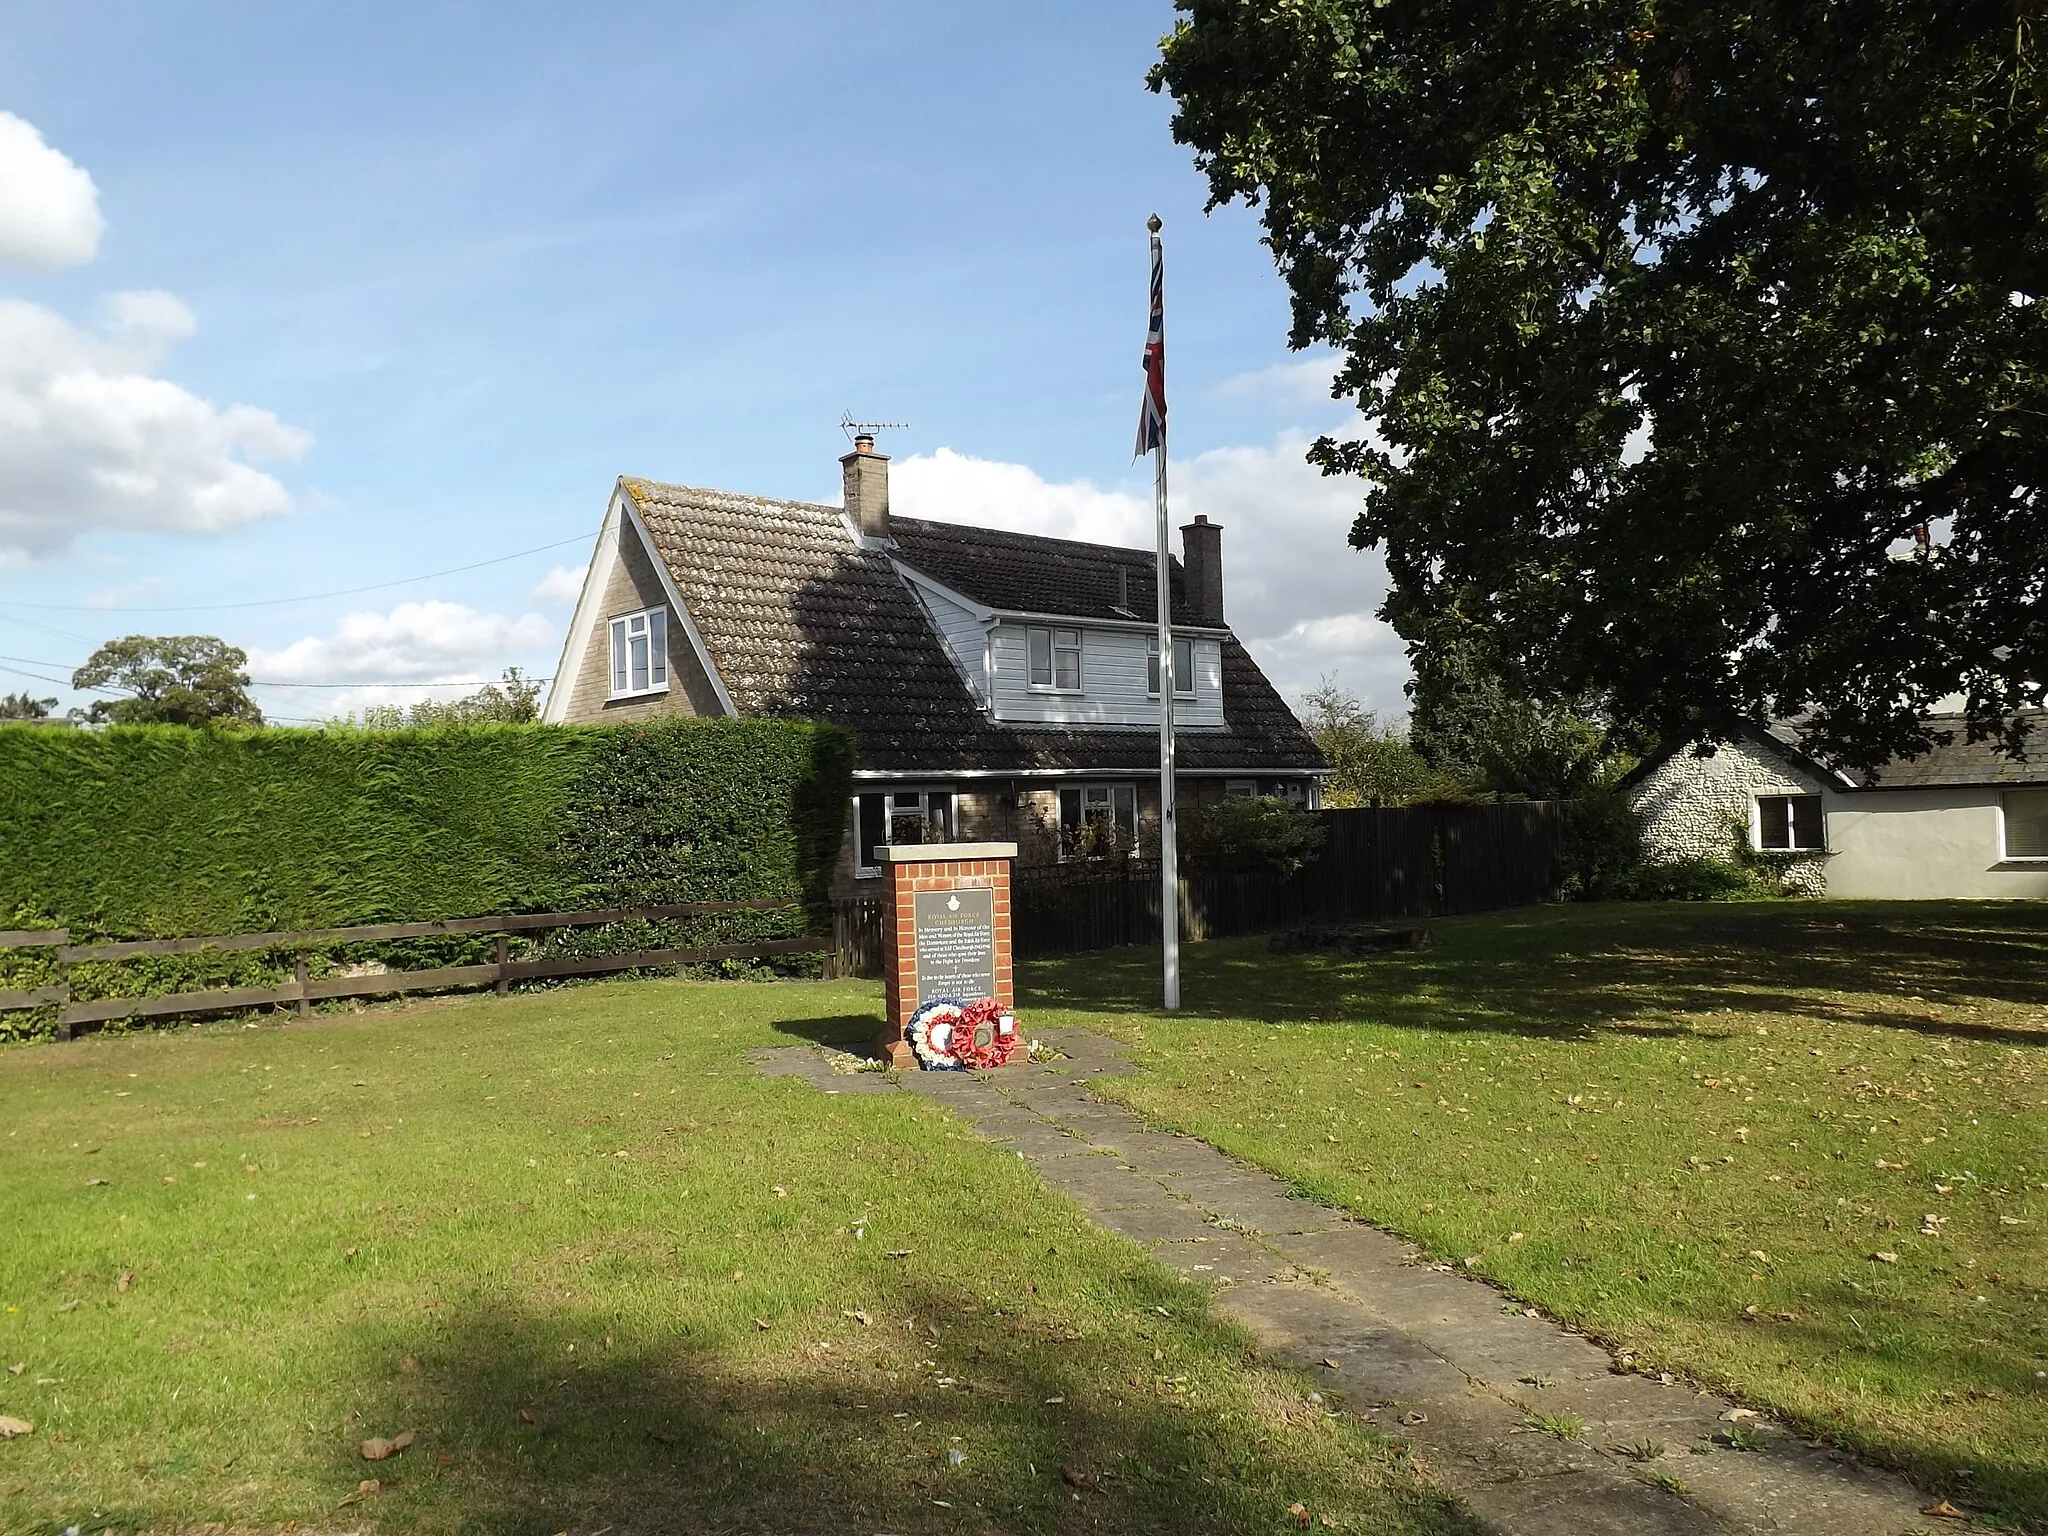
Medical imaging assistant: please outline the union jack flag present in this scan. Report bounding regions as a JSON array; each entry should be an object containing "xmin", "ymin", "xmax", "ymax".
[{"xmin": 1134, "ymin": 232, "xmax": 1166, "ymax": 457}]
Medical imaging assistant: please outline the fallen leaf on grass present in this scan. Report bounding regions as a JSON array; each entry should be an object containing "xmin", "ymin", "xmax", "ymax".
[
  {"xmin": 0, "ymin": 1416, "xmax": 34, "ymax": 1438},
  {"xmin": 1875, "ymin": 1160, "xmax": 1907, "ymax": 1171},
  {"xmin": 1718, "ymin": 1408, "xmax": 1759, "ymax": 1423},
  {"xmin": 885, "ymin": 1249, "xmax": 914, "ymax": 1259},
  {"xmin": 517, "ymin": 1409, "xmax": 540, "ymax": 1425},
  {"xmin": 754, "ymin": 1317, "xmax": 771, "ymax": 1331},
  {"xmin": 1288, "ymin": 1501, "xmax": 1312, "ymax": 1526},
  {"xmin": 54, "ymin": 1301, "xmax": 80, "ymax": 1314},
  {"xmin": 1061, "ymin": 1465, "xmax": 1092, "ymax": 1489},
  {"xmin": 435, "ymin": 1451, "xmax": 458, "ymax": 1466},
  {"xmin": 84, "ymin": 1178, "xmax": 108, "ymax": 1188},
  {"xmin": 339, "ymin": 1478, "xmax": 380, "ymax": 1505},
  {"xmin": 1923, "ymin": 1500, "xmax": 1969, "ymax": 1520},
  {"xmin": 359, "ymin": 1430, "xmax": 416, "ymax": 1461},
  {"xmin": 116, "ymin": 1271, "xmax": 132, "ymax": 1293},
  {"xmin": 1871, "ymin": 1252, "xmax": 1900, "ymax": 1264},
  {"xmin": 1321, "ymin": 1358, "xmax": 1341, "ymax": 1371}
]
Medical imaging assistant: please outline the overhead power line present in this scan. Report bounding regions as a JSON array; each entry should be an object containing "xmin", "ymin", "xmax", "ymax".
[{"xmin": 0, "ymin": 534, "xmax": 590, "ymax": 614}]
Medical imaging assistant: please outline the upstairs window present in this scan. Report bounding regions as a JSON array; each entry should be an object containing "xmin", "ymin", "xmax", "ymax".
[
  {"xmin": 854, "ymin": 788, "xmax": 956, "ymax": 874},
  {"xmin": 1147, "ymin": 635, "xmax": 1195, "ymax": 697},
  {"xmin": 2001, "ymin": 788, "xmax": 2048, "ymax": 859},
  {"xmin": 1755, "ymin": 793, "xmax": 1823, "ymax": 852},
  {"xmin": 1028, "ymin": 627, "xmax": 1082, "ymax": 691},
  {"xmin": 608, "ymin": 607, "xmax": 668, "ymax": 697}
]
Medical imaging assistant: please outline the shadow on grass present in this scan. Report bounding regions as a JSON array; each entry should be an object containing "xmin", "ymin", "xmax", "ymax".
[
  {"xmin": 320, "ymin": 1282, "xmax": 1474, "ymax": 1536},
  {"xmin": 770, "ymin": 1011, "xmax": 883, "ymax": 1047},
  {"xmin": 1019, "ymin": 902, "xmax": 2048, "ymax": 1047}
]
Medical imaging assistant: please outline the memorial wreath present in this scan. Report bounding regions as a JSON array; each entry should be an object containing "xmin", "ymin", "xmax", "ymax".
[{"xmin": 907, "ymin": 995, "xmax": 1020, "ymax": 1070}]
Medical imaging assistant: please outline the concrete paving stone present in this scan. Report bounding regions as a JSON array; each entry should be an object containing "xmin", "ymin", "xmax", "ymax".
[
  {"xmin": 1663, "ymin": 1444, "xmax": 1935, "ymax": 1535},
  {"xmin": 1032, "ymin": 1163, "xmax": 1177, "ymax": 1214},
  {"xmin": 1456, "ymin": 1468, "xmax": 1726, "ymax": 1536},
  {"xmin": 1080, "ymin": 1199, "xmax": 1222, "ymax": 1247}
]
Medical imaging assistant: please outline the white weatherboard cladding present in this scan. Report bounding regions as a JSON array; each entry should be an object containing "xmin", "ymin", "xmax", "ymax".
[
  {"xmin": 987, "ymin": 621, "xmax": 1224, "ymax": 727},
  {"xmin": 911, "ymin": 581, "xmax": 993, "ymax": 705},
  {"xmin": 1629, "ymin": 737, "xmax": 1829, "ymax": 894}
]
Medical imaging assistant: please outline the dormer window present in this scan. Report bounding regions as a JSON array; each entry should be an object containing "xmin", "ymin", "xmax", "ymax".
[
  {"xmin": 1147, "ymin": 635, "xmax": 1195, "ymax": 698},
  {"xmin": 1028, "ymin": 626, "xmax": 1082, "ymax": 691},
  {"xmin": 609, "ymin": 607, "xmax": 668, "ymax": 697}
]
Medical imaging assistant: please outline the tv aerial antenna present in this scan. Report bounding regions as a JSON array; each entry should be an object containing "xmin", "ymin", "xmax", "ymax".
[{"xmin": 840, "ymin": 412, "xmax": 910, "ymax": 446}]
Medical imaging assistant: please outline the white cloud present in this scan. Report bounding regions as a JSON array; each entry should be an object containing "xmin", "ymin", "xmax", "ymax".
[
  {"xmin": 1212, "ymin": 351, "xmax": 1346, "ymax": 412},
  {"xmin": 0, "ymin": 294, "xmax": 312, "ymax": 558},
  {"xmin": 532, "ymin": 562, "xmax": 587, "ymax": 604},
  {"xmin": 250, "ymin": 600, "xmax": 556, "ymax": 690},
  {"xmin": 892, "ymin": 431, "xmax": 1410, "ymax": 718},
  {"xmin": 0, "ymin": 112, "xmax": 104, "ymax": 268}
]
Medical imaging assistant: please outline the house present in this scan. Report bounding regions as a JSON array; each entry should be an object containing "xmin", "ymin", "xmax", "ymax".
[
  {"xmin": 540, "ymin": 436, "xmax": 1325, "ymax": 885},
  {"xmin": 1627, "ymin": 715, "xmax": 2048, "ymax": 899}
]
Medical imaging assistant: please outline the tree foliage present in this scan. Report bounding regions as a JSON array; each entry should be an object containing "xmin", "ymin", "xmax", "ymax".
[
  {"xmin": 1179, "ymin": 795, "xmax": 1328, "ymax": 873},
  {"xmin": 72, "ymin": 635, "xmax": 262, "ymax": 728},
  {"xmin": 0, "ymin": 692, "xmax": 56, "ymax": 721},
  {"xmin": 341, "ymin": 668, "xmax": 545, "ymax": 729},
  {"xmin": 1298, "ymin": 678, "xmax": 1449, "ymax": 805},
  {"xmin": 1407, "ymin": 630, "xmax": 1630, "ymax": 799},
  {"xmin": 1154, "ymin": 1, "xmax": 2048, "ymax": 770}
]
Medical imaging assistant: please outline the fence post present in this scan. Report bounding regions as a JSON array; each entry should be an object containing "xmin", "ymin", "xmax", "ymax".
[
  {"xmin": 294, "ymin": 953, "xmax": 310, "ymax": 1018},
  {"xmin": 494, "ymin": 933, "xmax": 510, "ymax": 997}
]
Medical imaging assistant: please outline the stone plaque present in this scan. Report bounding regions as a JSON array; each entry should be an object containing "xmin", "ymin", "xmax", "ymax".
[{"xmin": 912, "ymin": 886, "xmax": 997, "ymax": 1002}]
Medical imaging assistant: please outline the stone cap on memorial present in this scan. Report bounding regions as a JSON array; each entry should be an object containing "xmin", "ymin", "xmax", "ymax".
[{"xmin": 876, "ymin": 842, "xmax": 1019, "ymax": 863}]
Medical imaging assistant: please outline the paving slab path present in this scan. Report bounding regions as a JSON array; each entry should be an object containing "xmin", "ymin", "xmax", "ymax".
[{"xmin": 755, "ymin": 1029, "xmax": 1949, "ymax": 1536}]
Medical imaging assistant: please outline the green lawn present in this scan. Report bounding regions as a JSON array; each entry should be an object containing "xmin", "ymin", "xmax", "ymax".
[
  {"xmin": 0, "ymin": 979, "xmax": 1463, "ymax": 1536},
  {"xmin": 1022, "ymin": 902, "xmax": 2048, "ymax": 1529}
]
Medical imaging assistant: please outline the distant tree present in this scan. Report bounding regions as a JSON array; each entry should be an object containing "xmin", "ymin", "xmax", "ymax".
[
  {"xmin": 72, "ymin": 636, "xmax": 262, "ymax": 728},
  {"xmin": 347, "ymin": 668, "xmax": 545, "ymax": 729},
  {"xmin": 0, "ymin": 692, "xmax": 57, "ymax": 721},
  {"xmin": 1299, "ymin": 679, "xmax": 1445, "ymax": 806},
  {"xmin": 1408, "ymin": 626, "xmax": 1628, "ymax": 801}
]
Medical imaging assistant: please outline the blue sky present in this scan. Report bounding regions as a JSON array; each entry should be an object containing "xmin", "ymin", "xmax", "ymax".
[{"xmin": 0, "ymin": 1, "xmax": 1404, "ymax": 722}]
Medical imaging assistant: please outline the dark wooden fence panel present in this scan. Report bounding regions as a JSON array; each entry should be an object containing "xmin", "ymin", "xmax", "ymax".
[{"xmin": 830, "ymin": 801, "xmax": 1572, "ymax": 973}]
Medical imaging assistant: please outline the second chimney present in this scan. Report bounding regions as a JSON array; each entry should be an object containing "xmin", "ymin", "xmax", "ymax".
[
  {"xmin": 1180, "ymin": 514, "xmax": 1224, "ymax": 625},
  {"xmin": 842, "ymin": 434, "xmax": 891, "ymax": 540}
]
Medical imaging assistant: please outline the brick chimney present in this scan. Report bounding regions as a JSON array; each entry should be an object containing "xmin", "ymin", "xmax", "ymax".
[
  {"xmin": 1180, "ymin": 514, "xmax": 1223, "ymax": 625},
  {"xmin": 842, "ymin": 433, "xmax": 891, "ymax": 539}
]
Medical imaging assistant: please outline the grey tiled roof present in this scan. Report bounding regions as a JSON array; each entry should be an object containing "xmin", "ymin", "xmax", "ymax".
[
  {"xmin": 888, "ymin": 516, "xmax": 1207, "ymax": 625},
  {"xmin": 623, "ymin": 478, "xmax": 1322, "ymax": 776},
  {"xmin": 1853, "ymin": 712, "xmax": 2048, "ymax": 788}
]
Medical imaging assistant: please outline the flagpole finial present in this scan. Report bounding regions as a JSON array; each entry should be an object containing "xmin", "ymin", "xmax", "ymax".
[{"xmin": 1147, "ymin": 213, "xmax": 1163, "ymax": 235}]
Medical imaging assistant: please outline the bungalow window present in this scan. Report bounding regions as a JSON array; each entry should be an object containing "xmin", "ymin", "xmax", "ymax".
[
  {"xmin": 608, "ymin": 607, "xmax": 668, "ymax": 697},
  {"xmin": 1027, "ymin": 626, "xmax": 1082, "ymax": 691},
  {"xmin": 2001, "ymin": 788, "xmax": 2048, "ymax": 860},
  {"xmin": 1147, "ymin": 635, "xmax": 1196, "ymax": 698},
  {"xmin": 854, "ymin": 788, "xmax": 956, "ymax": 875},
  {"xmin": 1224, "ymin": 779, "xmax": 1258, "ymax": 800},
  {"xmin": 1755, "ymin": 793, "xmax": 1823, "ymax": 852},
  {"xmin": 1058, "ymin": 783, "xmax": 1137, "ymax": 858}
]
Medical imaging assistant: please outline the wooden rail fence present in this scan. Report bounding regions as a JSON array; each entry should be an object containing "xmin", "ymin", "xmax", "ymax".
[{"xmin": 0, "ymin": 899, "xmax": 826, "ymax": 1039}]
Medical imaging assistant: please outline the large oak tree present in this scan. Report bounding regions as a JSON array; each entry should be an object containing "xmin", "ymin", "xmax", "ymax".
[{"xmin": 1154, "ymin": 0, "xmax": 2048, "ymax": 769}]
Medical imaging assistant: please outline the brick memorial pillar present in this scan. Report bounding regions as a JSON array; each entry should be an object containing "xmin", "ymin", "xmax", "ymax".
[{"xmin": 876, "ymin": 842, "xmax": 1018, "ymax": 1069}]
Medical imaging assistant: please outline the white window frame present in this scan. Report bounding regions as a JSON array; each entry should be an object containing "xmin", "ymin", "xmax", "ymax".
[
  {"xmin": 1026, "ymin": 625, "xmax": 1084, "ymax": 693},
  {"xmin": 852, "ymin": 787, "xmax": 957, "ymax": 877},
  {"xmin": 1057, "ymin": 781, "xmax": 1138, "ymax": 860},
  {"xmin": 1223, "ymin": 778, "xmax": 1258, "ymax": 800},
  {"xmin": 1999, "ymin": 788, "xmax": 2048, "ymax": 861},
  {"xmin": 1146, "ymin": 635, "xmax": 1196, "ymax": 698},
  {"xmin": 1753, "ymin": 793, "xmax": 1824, "ymax": 853},
  {"xmin": 607, "ymin": 606, "xmax": 669, "ymax": 699}
]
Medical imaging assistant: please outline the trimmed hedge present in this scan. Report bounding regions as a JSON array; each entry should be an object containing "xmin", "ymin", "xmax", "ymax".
[{"xmin": 0, "ymin": 718, "xmax": 853, "ymax": 1035}]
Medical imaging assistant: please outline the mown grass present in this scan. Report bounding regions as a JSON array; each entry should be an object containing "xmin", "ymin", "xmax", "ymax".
[
  {"xmin": 0, "ymin": 982, "xmax": 1468, "ymax": 1536},
  {"xmin": 1022, "ymin": 901, "xmax": 2048, "ymax": 1529}
]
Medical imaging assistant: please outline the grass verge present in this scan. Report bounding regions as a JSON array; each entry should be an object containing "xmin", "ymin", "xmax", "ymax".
[
  {"xmin": 0, "ymin": 980, "xmax": 1467, "ymax": 1536},
  {"xmin": 1022, "ymin": 900, "xmax": 2048, "ymax": 1528}
]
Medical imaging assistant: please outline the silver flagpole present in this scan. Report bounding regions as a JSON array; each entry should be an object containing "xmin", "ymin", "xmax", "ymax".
[{"xmin": 1148, "ymin": 214, "xmax": 1180, "ymax": 1012}]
